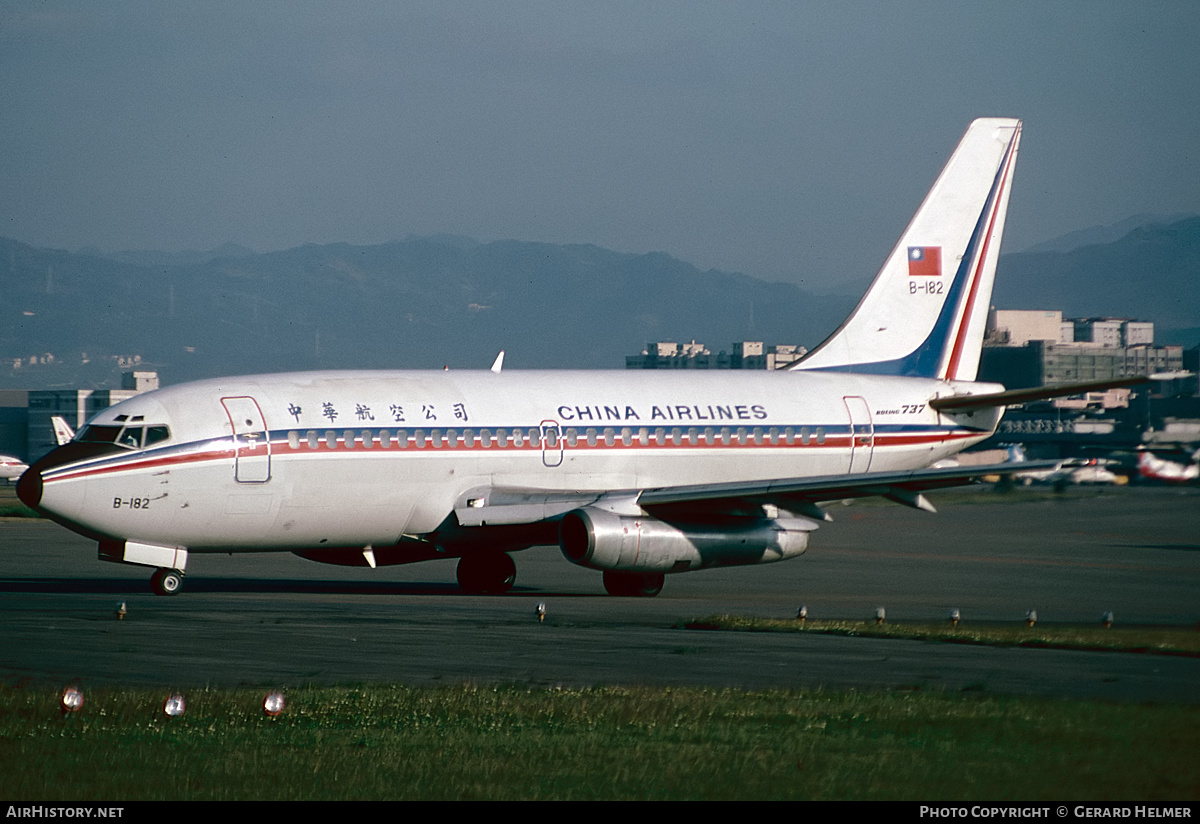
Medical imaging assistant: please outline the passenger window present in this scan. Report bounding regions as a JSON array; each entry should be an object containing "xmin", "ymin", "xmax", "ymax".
[
  {"xmin": 361, "ymin": 429, "xmax": 373, "ymax": 449},
  {"xmin": 307, "ymin": 431, "xmax": 319, "ymax": 449},
  {"xmin": 287, "ymin": 431, "xmax": 300, "ymax": 450},
  {"xmin": 816, "ymin": 427, "xmax": 826, "ymax": 445},
  {"xmin": 396, "ymin": 429, "xmax": 408, "ymax": 448},
  {"xmin": 343, "ymin": 430, "xmax": 355, "ymax": 449},
  {"xmin": 379, "ymin": 429, "xmax": 391, "ymax": 448},
  {"xmin": 479, "ymin": 428, "xmax": 492, "ymax": 448}
]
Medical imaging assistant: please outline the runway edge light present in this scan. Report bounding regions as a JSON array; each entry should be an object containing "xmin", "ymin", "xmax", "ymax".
[
  {"xmin": 263, "ymin": 691, "xmax": 285, "ymax": 717},
  {"xmin": 60, "ymin": 685, "xmax": 83, "ymax": 715},
  {"xmin": 162, "ymin": 693, "xmax": 186, "ymax": 718}
]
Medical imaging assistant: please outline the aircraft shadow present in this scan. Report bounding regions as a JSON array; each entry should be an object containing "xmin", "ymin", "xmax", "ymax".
[{"xmin": 0, "ymin": 577, "xmax": 599, "ymax": 597}]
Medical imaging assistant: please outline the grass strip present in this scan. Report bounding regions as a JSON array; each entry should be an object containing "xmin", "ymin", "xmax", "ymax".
[
  {"xmin": 1, "ymin": 682, "xmax": 1196, "ymax": 801},
  {"xmin": 681, "ymin": 616, "xmax": 1200, "ymax": 656}
]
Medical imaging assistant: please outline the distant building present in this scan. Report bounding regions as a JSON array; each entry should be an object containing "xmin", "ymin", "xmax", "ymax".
[
  {"xmin": 626, "ymin": 341, "xmax": 807, "ymax": 370},
  {"xmin": 0, "ymin": 390, "xmax": 28, "ymax": 460},
  {"xmin": 981, "ymin": 310, "xmax": 1183, "ymax": 406}
]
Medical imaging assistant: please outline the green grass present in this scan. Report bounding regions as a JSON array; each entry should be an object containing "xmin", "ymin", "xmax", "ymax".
[
  {"xmin": 681, "ymin": 616, "xmax": 1200, "ymax": 656},
  {"xmin": 0, "ymin": 682, "xmax": 1196, "ymax": 800}
]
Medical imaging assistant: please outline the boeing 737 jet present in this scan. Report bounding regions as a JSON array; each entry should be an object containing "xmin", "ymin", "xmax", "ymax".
[{"xmin": 19, "ymin": 118, "xmax": 1130, "ymax": 597}]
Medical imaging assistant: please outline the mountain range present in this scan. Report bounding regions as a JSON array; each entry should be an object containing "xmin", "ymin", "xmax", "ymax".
[{"xmin": 2, "ymin": 215, "xmax": 1197, "ymax": 389}]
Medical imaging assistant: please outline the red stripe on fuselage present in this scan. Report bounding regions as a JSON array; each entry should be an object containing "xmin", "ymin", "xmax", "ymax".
[{"xmin": 40, "ymin": 429, "xmax": 980, "ymax": 486}]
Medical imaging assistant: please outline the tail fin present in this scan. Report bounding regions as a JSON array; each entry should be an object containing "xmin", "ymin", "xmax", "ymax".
[
  {"xmin": 793, "ymin": 118, "xmax": 1021, "ymax": 381},
  {"xmin": 51, "ymin": 415, "xmax": 75, "ymax": 446}
]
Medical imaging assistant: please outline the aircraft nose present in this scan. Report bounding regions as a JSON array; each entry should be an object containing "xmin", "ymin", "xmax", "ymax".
[{"xmin": 16, "ymin": 465, "xmax": 42, "ymax": 509}]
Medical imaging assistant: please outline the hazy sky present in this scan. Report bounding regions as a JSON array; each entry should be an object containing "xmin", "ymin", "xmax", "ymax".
[{"xmin": 2, "ymin": 1, "xmax": 1198, "ymax": 293}]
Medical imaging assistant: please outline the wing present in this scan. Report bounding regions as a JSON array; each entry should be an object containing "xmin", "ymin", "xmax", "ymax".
[{"xmin": 452, "ymin": 461, "xmax": 1057, "ymax": 527}]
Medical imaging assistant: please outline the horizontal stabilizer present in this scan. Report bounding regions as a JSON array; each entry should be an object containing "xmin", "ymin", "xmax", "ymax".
[{"xmin": 930, "ymin": 372, "xmax": 1192, "ymax": 413}]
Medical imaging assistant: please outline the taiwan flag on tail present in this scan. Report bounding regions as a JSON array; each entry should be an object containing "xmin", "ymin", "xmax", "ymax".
[{"xmin": 907, "ymin": 246, "xmax": 941, "ymax": 276}]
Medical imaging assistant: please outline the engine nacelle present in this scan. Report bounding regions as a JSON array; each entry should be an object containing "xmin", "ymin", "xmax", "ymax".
[{"xmin": 559, "ymin": 507, "xmax": 815, "ymax": 573}]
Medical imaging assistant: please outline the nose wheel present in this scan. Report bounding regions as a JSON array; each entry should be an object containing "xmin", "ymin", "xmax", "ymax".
[{"xmin": 150, "ymin": 568, "xmax": 184, "ymax": 596}]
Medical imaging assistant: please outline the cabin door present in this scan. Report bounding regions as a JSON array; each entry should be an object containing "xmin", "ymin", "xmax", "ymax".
[
  {"xmin": 221, "ymin": 396, "xmax": 272, "ymax": 483},
  {"xmin": 843, "ymin": 396, "xmax": 875, "ymax": 473},
  {"xmin": 540, "ymin": 420, "xmax": 564, "ymax": 467}
]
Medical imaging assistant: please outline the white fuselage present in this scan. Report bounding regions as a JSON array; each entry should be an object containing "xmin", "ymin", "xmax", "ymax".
[{"xmin": 34, "ymin": 368, "xmax": 1002, "ymax": 553}]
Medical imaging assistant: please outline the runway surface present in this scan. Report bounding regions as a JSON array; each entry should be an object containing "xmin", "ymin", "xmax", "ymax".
[{"xmin": 1, "ymin": 485, "xmax": 1197, "ymax": 701}]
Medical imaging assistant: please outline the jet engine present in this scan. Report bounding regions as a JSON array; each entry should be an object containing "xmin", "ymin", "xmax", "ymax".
[{"xmin": 558, "ymin": 507, "xmax": 816, "ymax": 573}]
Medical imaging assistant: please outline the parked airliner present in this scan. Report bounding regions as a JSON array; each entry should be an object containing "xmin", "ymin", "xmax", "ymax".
[
  {"xmin": 1, "ymin": 455, "xmax": 28, "ymax": 483},
  {"xmin": 20, "ymin": 118, "xmax": 1106, "ymax": 597}
]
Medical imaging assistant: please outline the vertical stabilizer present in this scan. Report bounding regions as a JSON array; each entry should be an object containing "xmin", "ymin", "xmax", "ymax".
[{"xmin": 794, "ymin": 118, "xmax": 1021, "ymax": 381}]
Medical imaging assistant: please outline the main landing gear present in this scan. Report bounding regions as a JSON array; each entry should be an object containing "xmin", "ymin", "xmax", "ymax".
[
  {"xmin": 602, "ymin": 570, "xmax": 665, "ymax": 597},
  {"xmin": 456, "ymin": 550, "xmax": 516, "ymax": 595},
  {"xmin": 150, "ymin": 568, "xmax": 184, "ymax": 596}
]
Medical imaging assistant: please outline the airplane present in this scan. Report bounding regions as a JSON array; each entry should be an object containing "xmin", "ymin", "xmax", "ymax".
[
  {"xmin": 1137, "ymin": 449, "xmax": 1200, "ymax": 483},
  {"xmin": 18, "ymin": 117, "xmax": 1151, "ymax": 598},
  {"xmin": 1001, "ymin": 444, "xmax": 1120, "ymax": 486},
  {"xmin": 1, "ymin": 455, "xmax": 29, "ymax": 483}
]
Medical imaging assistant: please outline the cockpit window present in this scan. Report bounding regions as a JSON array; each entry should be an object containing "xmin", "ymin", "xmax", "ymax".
[
  {"xmin": 144, "ymin": 426, "xmax": 170, "ymax": 447},
  {"xmin": 76, "ymin": 423, "xmax": 171, "ymax": 450},
  {"xmin": 77, "ymin": 425, "xmax": 123, "ymax": 444}
]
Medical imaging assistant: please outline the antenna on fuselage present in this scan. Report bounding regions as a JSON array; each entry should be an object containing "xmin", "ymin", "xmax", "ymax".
[{"xmin": 491, "ymin": 351, "xmax": 505, "ymax": 374}]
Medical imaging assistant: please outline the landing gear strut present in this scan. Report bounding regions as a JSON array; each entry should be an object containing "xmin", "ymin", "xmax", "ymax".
[
  {"xmin": 602, "ymin": 570, "xmax": 664, "ymax": 597},
  {"xmin": 456, "ymin": 551, "xmax": 516, "ymax": 594},
  {"xmin": 150, "ymin": 568, "xmax": 184, "ymax": 596}
]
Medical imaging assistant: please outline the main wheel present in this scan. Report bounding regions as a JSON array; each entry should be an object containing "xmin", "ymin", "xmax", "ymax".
[
  {"xmin": 150, "ymin": 568, "xmax": 184, "ymax": 596},
  {"xmin": 602, "ymin": 570, "xmax": 664, "ymax": 597},
  {"xmin": 456, "ymin": 551, "xmax": 516, "ymax": 594}
]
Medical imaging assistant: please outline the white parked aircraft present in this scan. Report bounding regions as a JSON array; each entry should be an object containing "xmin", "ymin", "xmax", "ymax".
[
  {"xmin": 1, "ymin": 455, "xmax": 29, "ymax": 483},
  {"xmin": 1138, "ymin": 449, "xmax": 1200, "ymax": 483},
  {"xmin": 20, "ymin": 118, "xmax": 1128, "ymax": 597}
]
